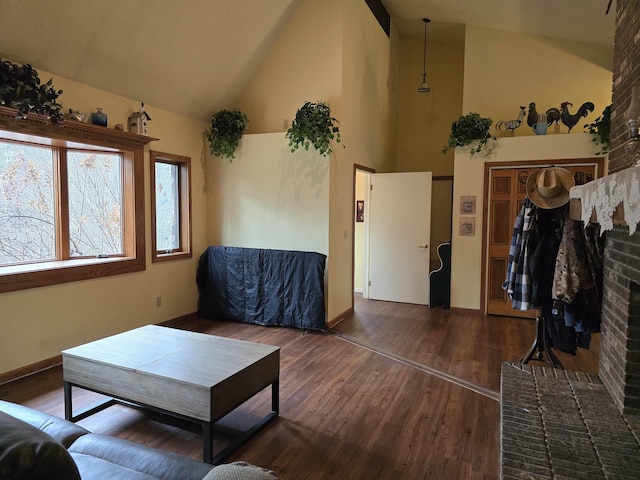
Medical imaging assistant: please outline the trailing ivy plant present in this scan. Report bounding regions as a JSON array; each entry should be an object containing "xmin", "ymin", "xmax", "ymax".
[
  {"xmin": 286, "ymin": 101, "xmax": 342, "ymax": 156},
  {"xmin": 0, "ymin": 58, "xmax": 64, "ymax": 125},
  {"xmin": 206, "ymin": 109, "xmax": 249, "ymax": 161},
  {"xmin": 584, "ymin": 104, "xmax": 611, "ymax": 155},
  {"xmin": 442, "ymin": 112, "xmax": 494, "ymax": 156}
]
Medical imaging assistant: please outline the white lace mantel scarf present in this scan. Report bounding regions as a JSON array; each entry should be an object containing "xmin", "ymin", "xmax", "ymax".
[{"xmin": 569, "ymin": 164, "xmax": 640, "ymax": 235}]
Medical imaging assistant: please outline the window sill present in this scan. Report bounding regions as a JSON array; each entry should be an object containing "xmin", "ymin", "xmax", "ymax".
[
  {"xmin": 0, "ymin": 256, "xmax": 145, "ymax": 294},
  {"xmin": 152, "ymin": 251, "xmax": 193, "ymax": 263}
]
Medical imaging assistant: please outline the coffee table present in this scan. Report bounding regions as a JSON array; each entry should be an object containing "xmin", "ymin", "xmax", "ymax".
[{"xmin": 62, "ymin": 325, "xmax": 280, "ymax": 464}]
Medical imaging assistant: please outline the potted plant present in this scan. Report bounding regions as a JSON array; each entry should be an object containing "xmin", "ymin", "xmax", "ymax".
[
  {"xmin": 584, "ymin": 104, "xmax": 611, "ymax": 155},
  {"xmin": 0, "ymin": 58, "xmax": 64, "ymax": 125},
  {"xmin": 442, "ymin": 112, "xmax": 494, "ymax": 156},
  {"xmin": 206, "ymin": 109, "xmax": 249, "ymax": 160},
  {"xmin": 286, "ymin": 101, "xmax": 342, "ymax": 156}
]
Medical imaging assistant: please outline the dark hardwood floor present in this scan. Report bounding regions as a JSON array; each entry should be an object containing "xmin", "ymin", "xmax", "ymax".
[{"xmin": 0, "ymin": 296, "xmax": 600, "ymax": 479}]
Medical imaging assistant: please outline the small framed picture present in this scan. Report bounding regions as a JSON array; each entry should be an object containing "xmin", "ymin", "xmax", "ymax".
[
  {"xmin": 356, "ymin": 200, "xmax": 364, "ymax": 222},
  {"xmin": 459, "ymin": 217, "xmax": 475, "ymax": 236},
  {"xmin": 460, "ymin": 195, "xmax": 476, "ymax": 214}
]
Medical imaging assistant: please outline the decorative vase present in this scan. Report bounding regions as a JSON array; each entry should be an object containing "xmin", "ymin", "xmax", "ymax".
[
  {"xmin": 532, "ymin": 113, "xmax": 547, "ymax": 135},
  {"xmin": 90, "ymin": 107, "xmax": 108, "ymax": 127},
  {"xmin": 532, "ymin": 121, "xmax": 547, "ymax": 135}
]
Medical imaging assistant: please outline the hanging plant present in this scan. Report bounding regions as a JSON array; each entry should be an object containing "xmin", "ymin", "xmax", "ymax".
[
  {"xmin": 0, "ymin": 58, "xmax": 64, "ymax": 125},
  {"xmin": 206, "ymin": 109, "xmax": 249, "ymax": 161},
  {"xmin": 286, "ymin": 101, "xmax": 342, "ymax": 157},
  {"xmin": 442, "ymin": 112, "xmax": 495, "ymax": 156},
  {"xmin": 584, "ymin": 104, "xmax": 611, "ymax": 155}
]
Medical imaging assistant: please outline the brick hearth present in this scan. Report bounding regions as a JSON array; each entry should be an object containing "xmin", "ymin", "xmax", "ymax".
[{"xmin": 501, "ymin": 363, "xmax": 640, "ymax": 479}]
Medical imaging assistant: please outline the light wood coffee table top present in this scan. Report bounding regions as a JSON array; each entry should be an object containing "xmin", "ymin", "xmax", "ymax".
[{"xmin": 62, "ymin": 324, "xmax": 280, "ymax": 463}]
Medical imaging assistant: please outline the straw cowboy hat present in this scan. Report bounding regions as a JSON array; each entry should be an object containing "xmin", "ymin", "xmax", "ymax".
[{"xmin": 526, "ymin": 166, "xmax": 575, "ymax": 209}]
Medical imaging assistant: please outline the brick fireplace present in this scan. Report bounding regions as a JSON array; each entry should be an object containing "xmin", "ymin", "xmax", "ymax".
[
  {"xmin": 500, "ymin": 2, "xmax": 640, "ymax": 478},
  {"xmin": 598, "ymin": 0, "xmax": 640, "ymax": 418}
]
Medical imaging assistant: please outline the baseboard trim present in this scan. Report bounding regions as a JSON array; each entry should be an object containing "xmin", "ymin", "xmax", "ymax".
[
  {"xmin": 0, "ymin": 355, "xmax": 61, "ymax": 386},
  {"xmin": 328, "ymin": 306, "xmax": 354, "ymax": 328},
  {"xmin": 448, "ymin": 306, "xmax": 483, "ymax": 316},
  {"xmin": 158, "ymin": 312, "xmax": 199, "ymax": 327}
]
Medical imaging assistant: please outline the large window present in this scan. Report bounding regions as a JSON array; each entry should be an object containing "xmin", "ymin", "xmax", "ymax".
[
  {"xmin": 0, "ymin": 109, "xmax": 149, "ymax": 293},
  {"xmin": 150, "ymin": 150, "xmax": 191, "ymax": 262}
]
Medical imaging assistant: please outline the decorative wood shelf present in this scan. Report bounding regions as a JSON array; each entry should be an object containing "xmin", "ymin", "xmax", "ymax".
[{"xmin": 0, "ymin": 106, "xmax": 157, "ymax": 148}]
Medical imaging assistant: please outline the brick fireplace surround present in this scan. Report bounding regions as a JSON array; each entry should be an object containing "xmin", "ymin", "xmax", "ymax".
[{"xmin": 500, "ymin": 2, "xmax": 640, "ymax": 478}]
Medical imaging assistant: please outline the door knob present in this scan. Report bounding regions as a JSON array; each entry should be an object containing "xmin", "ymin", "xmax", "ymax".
[{"xmin": 419, "ymin": 244, "xmax": 428, "ymax": 249}]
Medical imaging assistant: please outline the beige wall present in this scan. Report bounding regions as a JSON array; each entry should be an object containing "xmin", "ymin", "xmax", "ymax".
[
  {"xmin": 235, "ymin": 0, "xmax": 343, "ymax": 134},
  {"xmin": 392, "ymin": 30, "xmax": 464, "ymax": 267},
  {"xmin": 206, "ymin": 133, "xmax": 329, "ymax": 255},
  {"xmin": 462, "ymin": 25, "xmax": 613, "ymax": 135},
  {"xmin": 0, "ymin": 72, "xmax": 209, "ymax": 375},
  {"xmin": 326, "ymin": 0, "xmax": 391, "ymax": 320}
]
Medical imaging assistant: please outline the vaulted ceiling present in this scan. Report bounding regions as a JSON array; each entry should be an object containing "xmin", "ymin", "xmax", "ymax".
[{"xmin": 0, "ymin": 0, "xmax": 615, "ymax": 123}]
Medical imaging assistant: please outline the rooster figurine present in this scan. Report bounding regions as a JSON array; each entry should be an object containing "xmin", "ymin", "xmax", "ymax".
[
  {"xmin": 527, "ymin": 102, "xmax": 539, "ymax": 128},
  {"xmin": 545, "ymin": 107, "xmax": 561, "ymax": 128},
  {"xmin": 560, "ymin": 101, "xmax": 595, "ymax": 132},
  {"xmin": 496, "ymin": 106, "xmax": 526, "ymax": 135}
]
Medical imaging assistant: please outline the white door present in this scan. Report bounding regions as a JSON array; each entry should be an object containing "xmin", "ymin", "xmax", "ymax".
[{"xmin": 368, "ymin": 172, "xmax": 432, "ymax": 305}]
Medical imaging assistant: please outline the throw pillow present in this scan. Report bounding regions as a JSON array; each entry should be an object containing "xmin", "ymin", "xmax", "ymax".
[
  {"xmin": 0, "ymin": 411, "xmax": 81, "ymax": 480},
  {"xmin": 203, "ymin": 461, "xmax": 278, "ymax": 480}
]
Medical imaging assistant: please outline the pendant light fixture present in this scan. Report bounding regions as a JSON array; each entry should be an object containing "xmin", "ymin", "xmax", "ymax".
[{"xmin": 418, "ymin": 18, "xmax": 431, "ymax": 93}]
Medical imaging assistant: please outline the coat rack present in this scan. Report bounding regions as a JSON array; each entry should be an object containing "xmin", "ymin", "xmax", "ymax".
[{"xmin": 519, "ymin": 314, "xmax": 564, "ymax": 369}]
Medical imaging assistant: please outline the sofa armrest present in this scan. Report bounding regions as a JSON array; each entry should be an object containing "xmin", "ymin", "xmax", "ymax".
[
  {"xmin": 0, "ymin": 400, "xmax": 89, "ymax": 448},
  {"xmin": 0, "ymin": 411, "xmax": 81, "ymax": 480},
  {"xmin": 69, "ymin": 433, "xmax": 214, "ymax": 480}
]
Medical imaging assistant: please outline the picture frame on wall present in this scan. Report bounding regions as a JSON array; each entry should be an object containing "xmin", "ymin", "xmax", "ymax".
[
  {"xmin": 460, "ymin": 195, "xmax": 476, "ymax": 214},
  {"xmin": 459, "ymin": 217, "xmax": 475, "ymax": 236}
]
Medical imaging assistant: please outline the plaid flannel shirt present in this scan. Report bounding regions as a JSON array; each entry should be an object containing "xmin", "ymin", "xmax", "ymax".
[{"xmin": 503, "ymin": 198, "xmax": 536, "ymax": 311}]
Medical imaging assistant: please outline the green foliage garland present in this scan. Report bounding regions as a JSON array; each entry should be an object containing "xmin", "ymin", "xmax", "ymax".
[
  {"xmin": 286, "ymin": 101, "xmax": 341, "ymax": 157},
  {"xmin": 206, "ymin": 109, "xmax": 249, "ymax": 161},
  {"xmin": 442, "ymin": 112, "xmax": 494, "ymax": 156},
  {"xmin": 584, "ymin": 104, "xmax": 611, "ymax": 155},
  {"xmin": 0, "ymin": 58, "xmax": 64, "ymax": 125}
]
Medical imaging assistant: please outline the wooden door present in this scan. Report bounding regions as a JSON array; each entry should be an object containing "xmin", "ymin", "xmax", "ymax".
[{"xmin": 486, "ymin": 162, "xmax": 599, "ymax": 317}]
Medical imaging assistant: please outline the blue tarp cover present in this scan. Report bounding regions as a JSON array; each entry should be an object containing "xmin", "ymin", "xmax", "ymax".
[{"xmin": 196, "ymin": 246, "xmax": 326, "ymax": 330}]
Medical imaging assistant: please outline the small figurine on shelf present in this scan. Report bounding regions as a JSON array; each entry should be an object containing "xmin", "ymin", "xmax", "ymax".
[
  {"xmin": 90, "ymin": 107, "xmax": 107, "ymax": 127},
  {"xmin": 128, "ymin": 102, "xmax": 151, "ymax": 135},
  {"xmin": 64, "ymin": 108, "xmax": 87, "ymax": 122}
]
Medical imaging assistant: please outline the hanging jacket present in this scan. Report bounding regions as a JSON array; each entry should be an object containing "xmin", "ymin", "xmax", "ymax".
[{"xmin": 503, "ymin": 198, "xmax": 536, "ymax": 310}]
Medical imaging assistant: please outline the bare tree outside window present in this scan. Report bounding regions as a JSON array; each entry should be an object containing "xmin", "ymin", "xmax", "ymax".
[
  {"xmin": 67, "ymin": 151, "xmax": 123, "ymax": 257},
  {"xmin": 154, "ymin": 161, "xmax": 179, "ymax": 252},
  {"xmin": 0, "ymin": 141, "xmax": 124, "ymax": 266},
  {"xmin": 0, "ymin": 142, "xmax": 55, "ymax": 265}
]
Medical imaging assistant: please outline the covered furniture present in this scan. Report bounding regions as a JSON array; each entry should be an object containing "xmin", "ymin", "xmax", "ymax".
[
  {"xmin": 197, "ymin": 246, "xmax": 326, "ymax": 330},
  {"xmin": 0, "ymin": 400, "xmax": 277, "ymax": 480}
]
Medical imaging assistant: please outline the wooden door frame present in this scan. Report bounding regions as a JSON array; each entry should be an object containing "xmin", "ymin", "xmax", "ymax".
[
  {"xmin": 480, "ymin": 157, "xmax": 605, "ymax": 315},
  {"xmin": 352, "ymin": 164, "xmax": 375, "ymax": 311}
]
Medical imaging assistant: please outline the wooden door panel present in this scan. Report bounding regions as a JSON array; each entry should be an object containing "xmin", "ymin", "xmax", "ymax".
[
  {"xmin": 491, "ymin": 201, "xmax": 511, "ymax": 245},
  {"xmin": 489, "ymin": 258, "xmax": 507, "ymax": 302}
]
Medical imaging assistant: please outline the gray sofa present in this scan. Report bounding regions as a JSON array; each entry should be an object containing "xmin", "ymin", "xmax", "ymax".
[{"xmin": 0, "ymin": 400, "xmax": 277, "ymax": 480}]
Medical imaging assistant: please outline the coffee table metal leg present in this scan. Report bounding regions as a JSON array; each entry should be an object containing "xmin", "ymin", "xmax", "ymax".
[
  {"xmin": 64, "ymin": 381, "xmax": 73, "ymax": 420},
  {"xmin": 203, "ymin": 421, "xmax": 213, "ymax": 464},
  {"xmin": 272, "ymin": 378, "xmax": 279, "ymax": 414}
]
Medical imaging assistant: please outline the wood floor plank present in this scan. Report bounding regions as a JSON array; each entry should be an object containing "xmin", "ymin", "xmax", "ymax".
[{"xmin": 0, "ymin": 296, "xmax": 600, "ymax": 479}]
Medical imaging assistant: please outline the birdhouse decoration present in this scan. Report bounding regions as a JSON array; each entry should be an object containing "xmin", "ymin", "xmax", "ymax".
[{"xmin": 128, "ymin": 103, "xmax": 151, "ymax": 135}]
